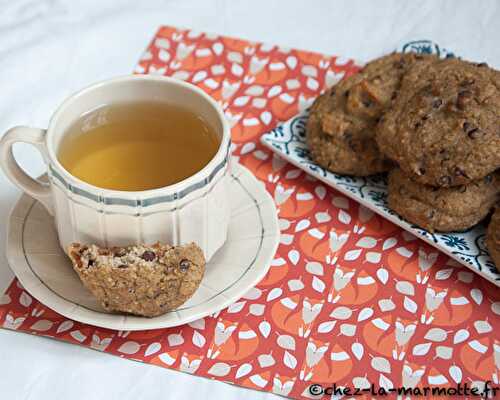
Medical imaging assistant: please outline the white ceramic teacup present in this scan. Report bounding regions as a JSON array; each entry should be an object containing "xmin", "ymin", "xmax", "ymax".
[{"xmin": 0, "ymin": 75, "xmax": 231, "ymax": 261}]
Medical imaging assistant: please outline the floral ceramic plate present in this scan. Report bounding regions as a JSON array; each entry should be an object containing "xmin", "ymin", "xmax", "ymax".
[{"xmin": 261, "ymin": 40, "xmax": 499, "ymax": 287}]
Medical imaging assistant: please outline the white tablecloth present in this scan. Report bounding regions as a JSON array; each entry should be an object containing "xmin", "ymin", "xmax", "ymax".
[{"xmin": 1, "ymin": 1, "xmax": 499, "ymax": 398}]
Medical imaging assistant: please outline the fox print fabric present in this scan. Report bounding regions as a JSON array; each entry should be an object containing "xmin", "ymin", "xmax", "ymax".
[{"xmin": 1, "ymin": 26, "xmax": 499, "ymax": 399}]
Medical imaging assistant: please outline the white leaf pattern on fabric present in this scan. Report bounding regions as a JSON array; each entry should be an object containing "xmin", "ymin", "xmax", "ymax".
[
  {"xmin": 317, "ymin": 321, "xmax": 336, "ymax": 333},
  {"xmin": 377, "ymin": 268, "xmax": 389, "ymax": 284},
  {"xmin": 30, "ymin": 320, "xmax": 53, "ymax": 332},
  {"xmin": 449, "ymin": 365, "xmax": 463, "ymax": 384},
  {"xmin": 306, "ymin": 262, "xmax": 323, "ymax": 276},
  {"xmin": 259, "ymin": 321, "xmax": 271, "ymax": 338},
  {"xmin": 188, "ymin": 318, "xmax": 205, "ymax": 330},
  {"xmin": 396, "ymin": 247, "xmax": 413, "ymax": 258},
  {"xmin": 243, "ymin": 287, "xmax": 262, "ymax": 300},
  {"xmin": 192, "ymin": 331, "xmax": 206, "ymax": 348},
  {"xmin": 312, "ymin": 276, "xmax": 325, "ymax": 293},
  {"xmin": 258, "ymin": 353, "xmax": 275, "ymax": 368},
  {"xmin": 19, "ymin": 292, "xmax": 32, "ymax": 307},
  {"xmin": 69, "ymin": 330, "xmax": 86, "ymax": 342},
  {"xmin": 424, "ymin": 328, "xmax": 447, "ymax": 342},
  {"xmin": 159, "ymin": 352, "xmax": 176, "ymax": 366},
  {"xmin": 331, "ymin": 306, "xmax": 352, "ymax": 320},
  {"xmin": 356, "ymin": 237, "xmax": 377, "ymax": 248},
  {"xmin": 412, "ymin": 343, "xmax": 432, "ymax": 356},
  {"xmin": 250, "ymin": 304, "xmax": 265, "ymax": 316},
  {"xmin": 277, "ymin": 334, "xmax": 296, "ymax": 350},
  {"xmin": 352, "ymin": 376, "xmax": 371, "ymax": 390},
  {"xmin": 240, "ymin": 142, "xmax": 255, "ymax": 155},
  {"xmin": 249, "ymin": 374, "xmax": 268, "ymax": 388},
  {"xmin": 167, "ymin": 334, "xmax": 184, "ymax": 347},
  {"xmin": 379, "ymin": 373, "xmax": 393, "ymax": 390},
  {"xmin": 56, "ymin": 320, "xmax": 74, "ymax": 334},
  {"xmin": 267, "ymin": 288, "xmax": 283, "ymax": 301},
  {"xmin": 338, "ymin": 209, "xmax": 351, "ymax": 225},
  {"xmin": 340, "ymin": 323, "xmax": 356, "ymax": 337},
  {"xmin": 208, "ymin": 362, "xmax": 231, "ymax": 377},
  {"xmin": 435, "ymin": 269, "xmax": 454, "ymax": 280},
  {"xmin": 118, "ymin": 341, "xmax": 140, "ymax": 354},
  {"xmin": 453, "ymin": 329, "xmax": 470, "ymax": 344},
  {"xmin": 0, "ymin": 294, "xmax": 10, "ymax": 305},
  {"xmin": 404, "ymin": 296, "xmax": 418, "ymax": 313},
  {"xmin": 288, "ymin": 279, "xmax": 304, "ymax": 291},
  {"xmin": 145, "ymin": 342, "xmax": 161, "ymax": 357},
  {"xmin": 382, "ymin": 237, "xmax": 397, "ymax": 250},
  {"xmin": 378, "ymin": 299, "xmax": 395, "ymax": 312},
  {"xmin": 283, "ymin": 351, "xmax": 297, "ymax": 369},
  {"xmin": 315, "ymin": 212, "xmax": 331, "ymax": 223},
  {"xmin": 295, "ymin": 219, "xmax": 311, "ymax": 232},
  {"xmin": 474, "ymin": 320, "xmax": 492, "ymax": 334},
  {"xmin": 365, "ymin": 252, "xmax": 381, "ymax": 263},
  {"xmin": 227, "ymin": 301, "xmax": 246, "ymax": 313},
  {"xmin": 285, "ymin": 169, "xmax": 302, "ymax": 179},
  {"xmin": 235, "ymin": 363, "xmax": 252, "ymax": 379},
  {"xmin": 288, "ymin": 250, "xmax": 300, "ymax": 265},
  {"xmin": 435, "ymin": 346, "xmax": 453, "ymax": 360},
  {"xmin": 344, "ymin": 249, "xmax": 361, "ymax": 261},
  {"xmin": 470, "ymin": 288, "xmax": 483, "ymax": 305},
  {"xmin": 357, "ymin": 307, "xmax": 374, "ymax": 322},
  {"xmin": 396, "ymin": 281, "xmax": 415, "ymax": 296},
  {"xmin": 351, "ymin": 342, "xmax": 364, "ymax": 360},
  {"xmin": 371, "ymin": 357, "xmax": 391, "ymax": 373}
]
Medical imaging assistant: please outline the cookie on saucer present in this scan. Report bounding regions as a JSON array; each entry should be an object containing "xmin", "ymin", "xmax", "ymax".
[
  {"xmin": 377, "ymin": 58, "xmax": 500, "ymax": 187},
  {"xmin": 68, "ymin": 242, "xmax": 205, "ymax": 317},
  {"xmin": 388, "ymin": 168, "xmax": 499, "ymax": 232},
  {"xmin": 307, "ymin": 52, "xmax": 436, "ymax": 176}
]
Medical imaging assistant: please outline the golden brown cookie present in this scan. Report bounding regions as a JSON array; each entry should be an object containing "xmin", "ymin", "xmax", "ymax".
[
  {"xmin": 487, "ymin": 207, "xmax": 500, "ymax": 268},
  {"xmin": 377, "ymin": 58, "xmax": 500, "ymax": 187},
  {"xmin": 388, "ymin": 169, "xmax": 499, "ymax": 232},
  {"xmin": 307, "ymin": 52, "xmax": 437, "ymax": 176},
  {"xmin": 68, "ymin": 242, "xmax": 205, "ymax": 317}
]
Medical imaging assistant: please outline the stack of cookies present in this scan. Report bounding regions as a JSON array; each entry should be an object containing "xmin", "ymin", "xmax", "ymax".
[{"xmin": 307, "ymin": 53, "xmax": 500, "ymax": 267}]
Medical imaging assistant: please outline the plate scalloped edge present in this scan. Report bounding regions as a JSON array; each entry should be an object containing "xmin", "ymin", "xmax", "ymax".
[{"xmin": 261, "ymin": 40, "xmax": 500, "ymax": 286}]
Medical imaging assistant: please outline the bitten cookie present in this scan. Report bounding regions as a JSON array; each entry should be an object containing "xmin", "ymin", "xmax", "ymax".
[
  {"xmin": 307, "ymin": 52, "xmax": 436, "ymax": 176},
  {"xmin": 487, "ymin": 208, "xmax": 500, "ymax": 268},
  {"xmin": 68, "ymin": 242, "xmax": 205, "ymax": 317},
  {"xmin": 377, "ymin": 58, "xmax": 500, "ymax": 187},
  {"xmin": 388, "ymin": 169, "xmax": 499, "ymax": 232}
]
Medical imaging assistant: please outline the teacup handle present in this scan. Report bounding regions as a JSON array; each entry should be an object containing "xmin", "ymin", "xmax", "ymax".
[{"xmin": 0, "ymin": 126, "xmax": 53, "ymax": 215}]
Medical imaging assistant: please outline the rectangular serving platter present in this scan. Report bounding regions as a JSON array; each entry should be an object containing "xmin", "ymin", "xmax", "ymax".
[{"xmin": 261, "ymin": 40, "xmax": 499, "ymax": 286}]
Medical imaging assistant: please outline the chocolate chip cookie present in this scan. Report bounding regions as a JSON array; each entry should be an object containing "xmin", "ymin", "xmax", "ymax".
[
  {"xmin": 487, "ymin": 208, "xmax": 500, "ymax": 268},
  {"xmin": 68, "ymin": 242, "xmax": 205, "ymax": 317},
  {"xmin": 307, "ymin": 52, "xmax": 436, "ymax": 176},
  {"xmin": 377, "ymin": 58, "xmax": 500, "ymax": 187},
  {"xmin": 388, "ymin": 168, "xmax": 499, "ymax": 232}
]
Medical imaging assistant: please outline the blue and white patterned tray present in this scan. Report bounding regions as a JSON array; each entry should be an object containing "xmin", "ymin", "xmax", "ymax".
[{"xmin": 261, "ymin": 41, "xmax": 500, "ymax": 286}]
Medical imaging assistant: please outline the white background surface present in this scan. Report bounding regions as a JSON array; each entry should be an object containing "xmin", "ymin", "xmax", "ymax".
[{"xmin": 0, "ymin": 1, "xmax": 499, "ymax": 399}]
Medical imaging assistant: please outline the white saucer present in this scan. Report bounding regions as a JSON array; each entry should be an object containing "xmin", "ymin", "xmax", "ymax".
[{"xmin": 6, "ymin": 163, "xmax": 280, "ymax": 330}]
